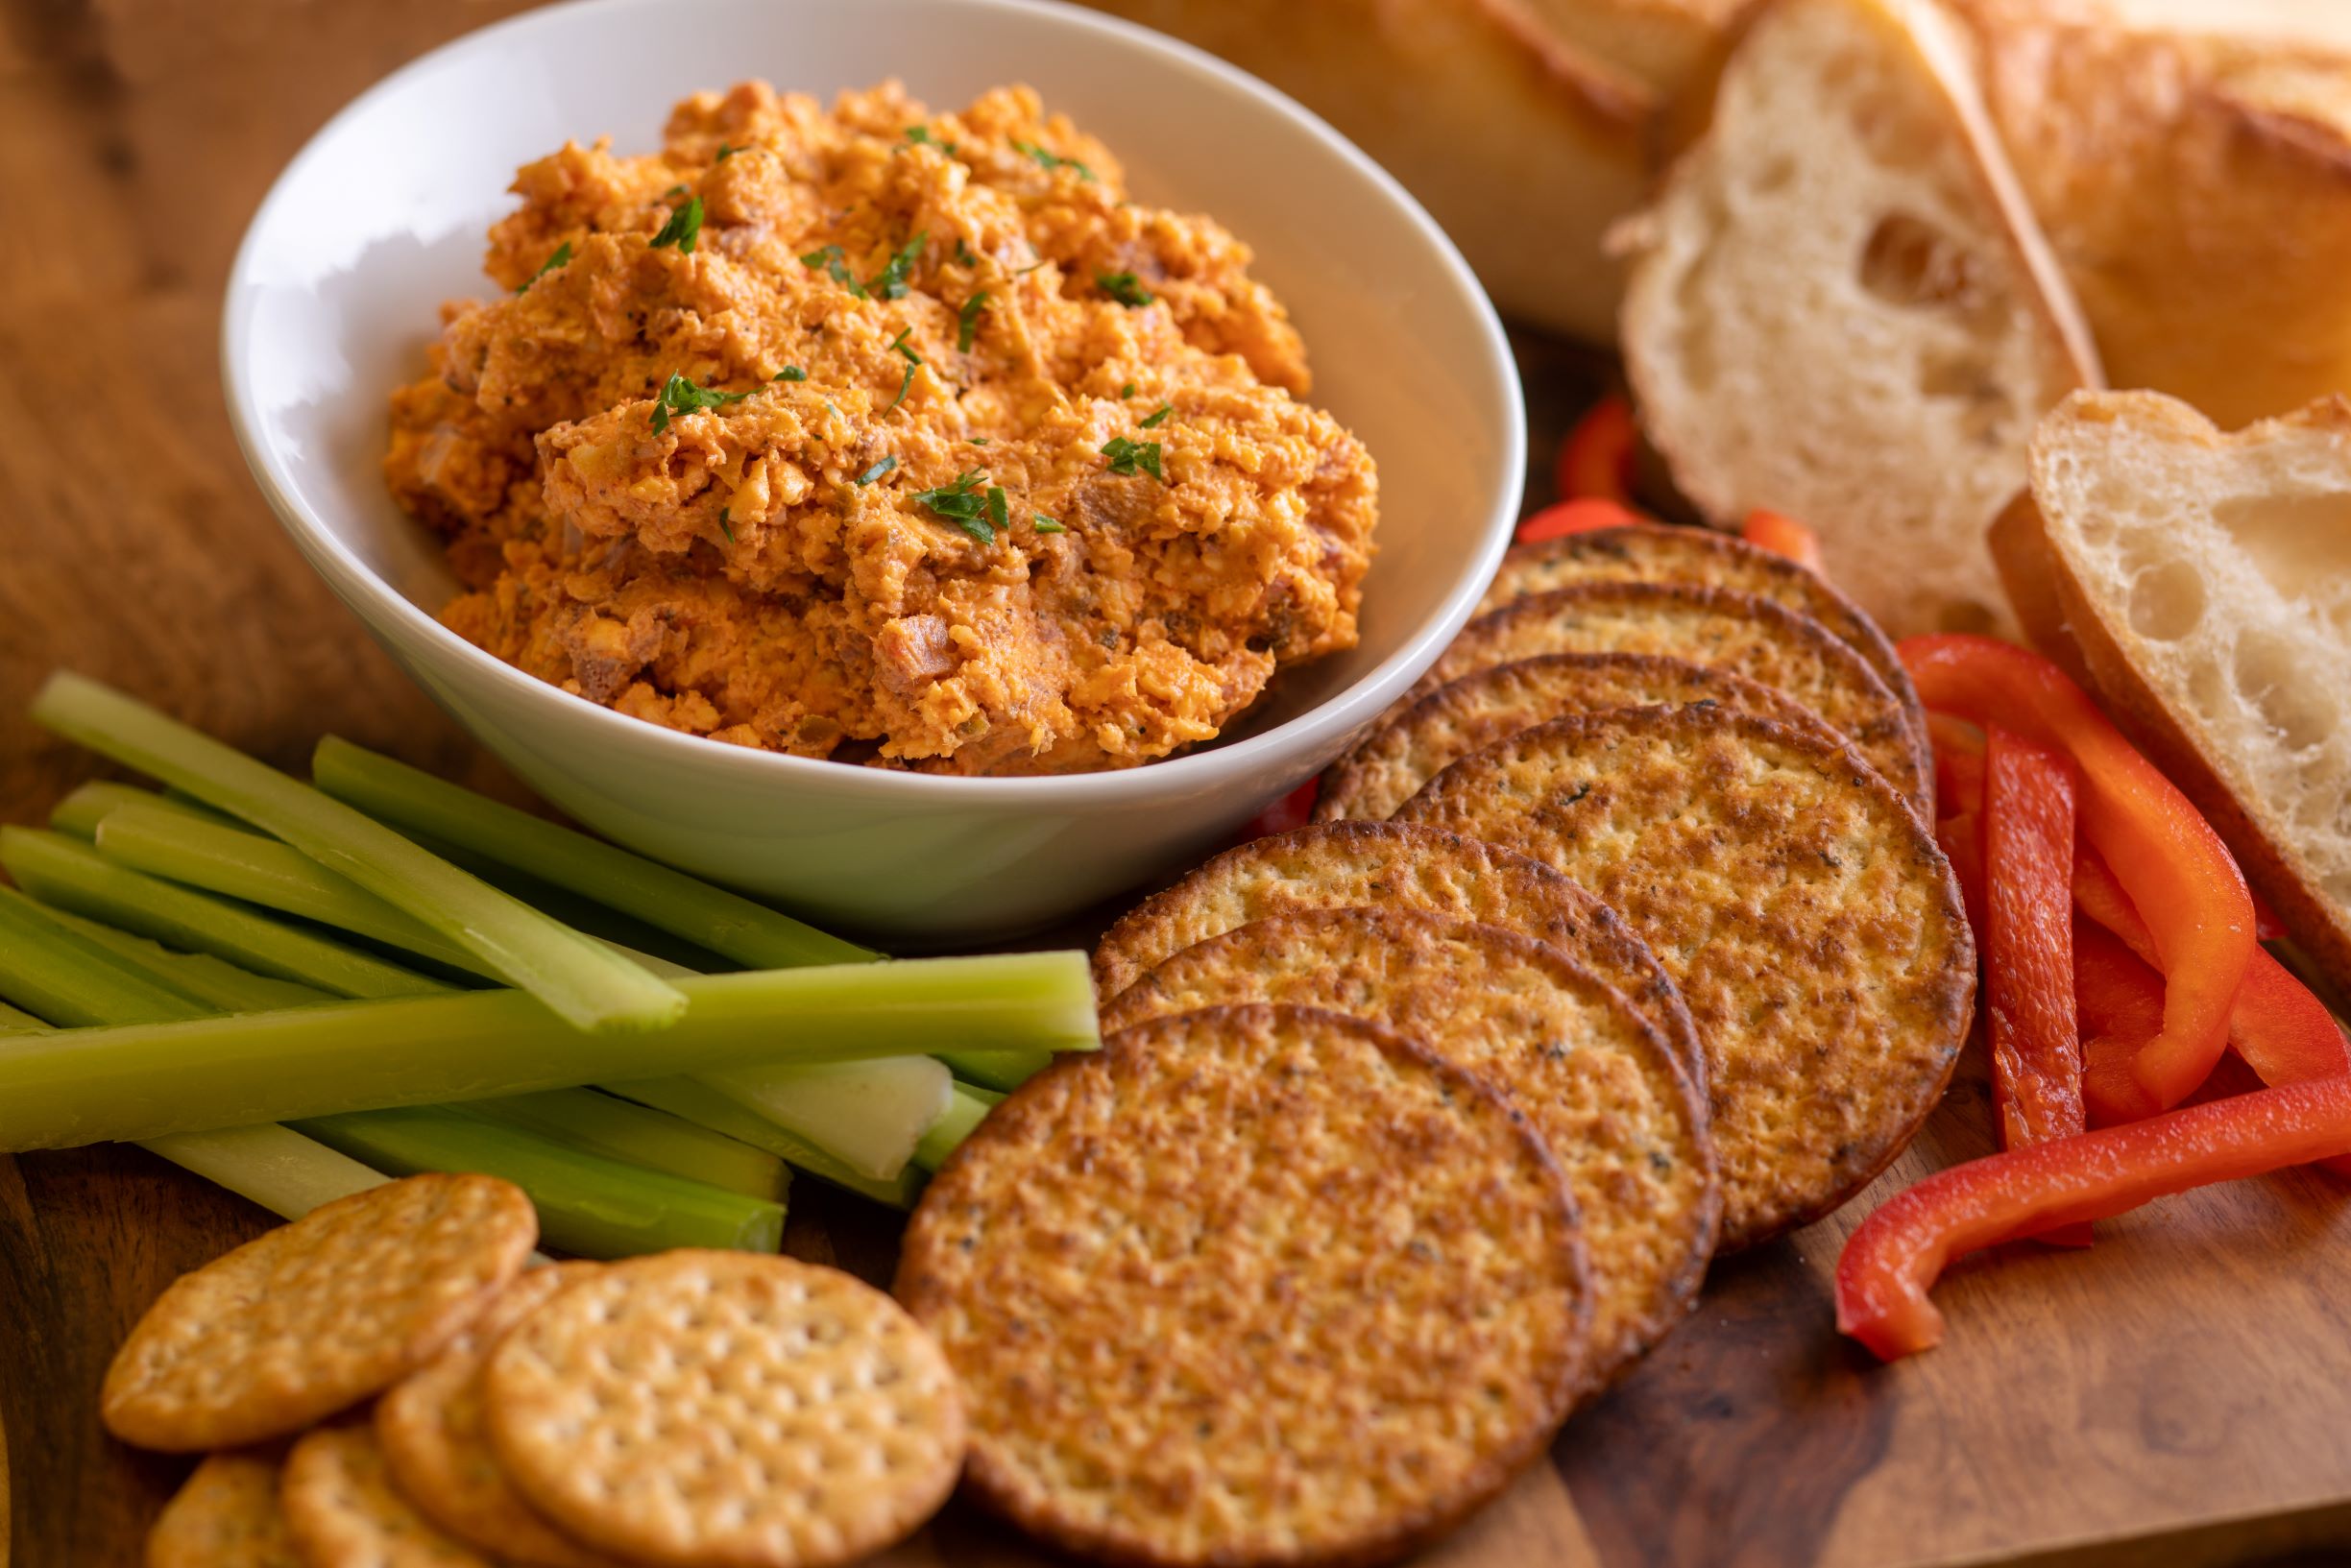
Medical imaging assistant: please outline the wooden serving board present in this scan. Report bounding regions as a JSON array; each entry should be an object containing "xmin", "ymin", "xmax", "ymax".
[{"xmin": 5, "ymin": 4, "xmax": 2351, "ymax": 1562}]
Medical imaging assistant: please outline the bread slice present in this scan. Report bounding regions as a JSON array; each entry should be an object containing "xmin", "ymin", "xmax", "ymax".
[
  {"xmin": 1615, "ymin": 0, "xmax": 2100, "ymax": 639},
  {"xmin": 1993, "ymin": 389, "xmax": 2351, "ymax": 1005}
]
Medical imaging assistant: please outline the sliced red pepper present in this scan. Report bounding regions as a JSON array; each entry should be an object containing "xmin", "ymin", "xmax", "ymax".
[
  {"xmin": 1554, "ymin": 395, "xmax": 1636, "ymax": 505},
  {"xmin": 1901, "ymin": 635, "xmax": 2255, "ymax": 1115},
  {"xmin": 1836, "ymin": 1073, "xmax": 2351, "ymax": 1359},
  {"xmin": 1927, "ymin": 713, "xmax": 1985, "ymax": 817},
  {"xmin": 1982, "ymin": 729, "xmax": 2085, "ymax": 1163},
  {"xmin": 1740, "ymin": 509, "xmax": 1826, "ymax": 574},
  {"xmin": 2073, "ymin": 917, "xmax": 2168, "ymax": 1125},
  {"xmin": 1937, "ymin": 810, "xmax": 1987, "ymax": 937},
  {"xmin": 1234, "ymin": 776, "xmax": 1320, "ymax": 843},
  {"xmin": 1515, "ymin": 496, "xmax": 1646, "ymax": 545}
]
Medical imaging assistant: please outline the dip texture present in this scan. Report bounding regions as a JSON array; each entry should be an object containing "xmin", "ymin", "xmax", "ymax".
[{"xmin": 386, "ymin": 81, "xmax": 1378, "ymax": 774}]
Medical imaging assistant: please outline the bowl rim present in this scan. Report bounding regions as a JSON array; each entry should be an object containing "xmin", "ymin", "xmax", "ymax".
[{"xmin": 220, "ymin": 0, "xmax": 1524, "ymax": 806}]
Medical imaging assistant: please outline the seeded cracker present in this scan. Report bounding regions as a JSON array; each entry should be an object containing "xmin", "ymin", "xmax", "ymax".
[
  {"xmin": 899, "ymin": 1003, "xmax": 1592, "ymax": 1568},
  {"xmin": 145, "ymin": 1449, "xmax": 301, "ymax": 1568},
  {"xmin": 102, "ymin": 1173, "xmax": 537, "ymax": 1451},
  {"xmin": 283, "ymin": 1422, "xmax": 497, "ymax": 1568},
  {"xmin": 484, "ymin": 1250, "xmax": 964, "ymax": 1568}
]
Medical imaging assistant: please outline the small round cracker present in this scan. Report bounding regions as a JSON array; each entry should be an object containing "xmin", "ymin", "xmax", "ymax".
[
  {"xmin": 146, "ymin": 1449, "xmax": 301, "ymax": 1568},
  {"xmin": 1394, "ymin": 707, "xmax": 1975, "ymax": 1249},
  {"xmin": 377, "ymin": 1263, "xmax": 622, "ymax": 1568},
  {"xmin": 1407, "ymin": 581, "xmax": 1929, "ymax": 806},
  {"xmin": 1318, "ymin": 652, "xmax": 1846, "ymax": 822},
  {"xmin": 899, "ymin": 1003, "xmax": 1592, "ymax": 1568},
  {"xmin": 1090, "ymin": 820, "xmax": 1705, "ymax": 1091},
  {"xmin": 484, "ymin": 1250, "xmax": 964, "ymax": 1568},
  {"xmin": 103, "ymin": 1173, "xmax": 538, "ymax": 1452},
  {"xmin": 282, "ymin": 1422, "xmax": 498, "ymax": 1568},
  {"xmin": 1101, "ymin": 909, "xmax": 1719, "ymax": 1386}
]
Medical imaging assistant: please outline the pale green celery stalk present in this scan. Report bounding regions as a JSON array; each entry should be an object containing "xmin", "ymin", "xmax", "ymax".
[
  {"xmin": 142, "ymin": 1124, "xmax": 386, "ymax": 1218},
  {"xmin": 939, "ymin": 1048, "xmax": 1055, "ymax": 1092},
  {"xmin": 474, "ymin": 1088, "xmax": 790, "ymax": 1204},
  {"xmin": 296, "ymin": 1106, "xmax": 783, "ymax": 1257},
  {"xmin": 1, "ymin": 829, "xmax": 449, "ymax": 1001},
  {"xmin": 32, "ymin": 673, "xmax": 684, "ymax": 1033},
  {"xmin": 610, "ymin": 1078, "xmax": 925, "ymax": 1209},
  {"xmin": 0, "ymin": 1000, "xmax": 44, "ymax": 1034},
  {"xmin": 0, "ymin": 951, "xmax": 1096, "ymax": 1150},
  {"xmin": 0, "ymin": 885, "xmax": 202, "ymax": 1026},
  {"xmin": 699, "ymin": 1055, "xmax": 949, "ymax": 1181},
  {"xmin": 49, "ymin": 782, "xmax": 239, "ymax": 840},
  {"xmin": 93, "ymin": 804, "xmax": 497, "ymax": 981},
  {"xmin": 36, "ymin": 903, "xmax": 331, "ymax": 1013},
  {"xmin": 913, "ymin": 1081, "xmax": 1004, "ymax": 1172},
  {"xmin": 311, "ymin": 736, "xmax": 874, "ymax": 970},
  {"xmin": 414, "ymin": 836, "xmax": 738, "ymax": 976}
]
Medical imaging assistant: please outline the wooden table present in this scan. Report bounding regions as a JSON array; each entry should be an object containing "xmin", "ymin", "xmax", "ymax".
[{"xmin": 5, "ymin": 3, "xmax": 2351, "ymax": 1563}]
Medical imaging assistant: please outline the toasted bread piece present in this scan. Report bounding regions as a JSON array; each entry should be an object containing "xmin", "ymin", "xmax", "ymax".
[
  {"xmin": 1994, "ymin": 389, "xmax": 2351, "ymax": 1006},
  {"xmin": 1618, "ymin": 0, "xmax": 2100, "ymax": 639},
  {"xmin": 1394, "ymin": 707, "xmax": 1975, "ymax": 1247},
  {"xmin": 1102, "ymin": 908, "xmax": 1716, "ymax": 1387},
  {"xmin": 1074, "ymin": 0, "xmax": 1649, "ymax": 341}
]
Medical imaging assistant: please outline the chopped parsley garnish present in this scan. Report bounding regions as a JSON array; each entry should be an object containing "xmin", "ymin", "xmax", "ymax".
[
  {"xmin": 888, "ymin": 327, "xmax": 922, "ymax": 365},
  {"xmin": 1096, "ymin": 271, "xmax": 1151, "ymax": 308},
  {"xmin": 716, "ymin": 509, "xmax": 737, "ymax": 543},
  {"xmin": 957, "ymin": 292, "xmax": 990, "ymax": 352},
  {"xmin": 1032, "ymin": 514, "xmax": 1066, "ymax": 534},
  {"xmin": 868, "ymin": 230, "xmax": 927, "ymax": 301},
  {"xmin": 911, "ymin": 470, "xmax": 997, "ymax": 545},
  {"xmin": 1101, "ymin": 436, "xmax": 1163, "ymax": 480},
  {"xmin": 985, "ymin": 485, "xmax": 1010, "ymax": 537},
  {"xmin": 774, "ymin": 366, "xmax": 806, "ymax": 382},
  {"xmin": 884, "ymin": 363, "xmax": 917, "ymax": 417},
  {"xmin": 516, "ymin": 241, "xmax": 572, "ymax": 293},
  {"xmin": 715, "ymin": 143, "xmax": 739, "ymax": 162},
  {"xmin": 1138, "ymin": 403, "xmax": 1174, "ymax": 429},
  {"xmin": 1012, "ymin": 138, "xmax": 1095, "ymax": 181},
  {"xmin": 1120, "ymin": 381, "xmax": 1137, "ymax": 398},
  {"xmin": 969, "ymin": 437, "xmax": 990, "ymax": 446},
  {"xmin": 955, "ymin": 238, "xmax": 978, "ymax": 267},
  {"xmin": 904, "ymin": 126, "xmax": 957, "ymax": 154},
  {"xmin": 854, "ymin": 455, "xmax": 897, "ymax": 486},
  {"xmin": 664, "ymin": 183, "xmax": 688, "ymax": 198},
  {"xmin": 800, "ymin": 245, "xmax": 868, "ymax": 298},
  {"xmin": 649, "ymin": 373, "xmax": 752, "ymax": 434},
  {"xmin": 650, "ymin": 195, "xmax": 704, "ymax": 253}
]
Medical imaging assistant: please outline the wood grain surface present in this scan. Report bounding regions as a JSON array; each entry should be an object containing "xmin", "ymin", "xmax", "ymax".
[{"xmin": 4, "ymin": 3, "xmax": 2351, "ymax": 1565}]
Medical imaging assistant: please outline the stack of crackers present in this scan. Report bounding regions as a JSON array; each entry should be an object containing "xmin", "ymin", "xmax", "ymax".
[
  {"xmin": 119, "ymin": 1173, "xmax": 965, "ymax": 1568},
  {"xmin": 896, "ymin": 525, "xmax": 1977, "ymax": 1565}
]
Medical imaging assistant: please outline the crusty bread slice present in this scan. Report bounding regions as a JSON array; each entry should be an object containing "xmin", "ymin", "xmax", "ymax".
[
  {"xmin": 1615, "ymin": 0, "xmax": 2100, "ymax": 639},
  {"xmin": 1993, "ymin": 389, "xmax": 2351, "ymax": 1005}
]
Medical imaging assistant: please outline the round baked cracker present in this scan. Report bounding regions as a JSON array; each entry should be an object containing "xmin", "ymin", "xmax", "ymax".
[
  {"xmin": 1318, "ymin": 652, "xmax": 1846, "ymax": 823},
  {"xmin": 1100, "ymin": 909, "xmax": 1718, "ymax": 1386},
  {"xmin": 484, "ymin": 1250, "xmax": 964, "ymax": 1568},
  {"xmin": 1408, "ymin": 581, "xmax": 1930, "ymax": 808},
  {"xmin": 1476, "ymin": 523, "xmax": 1917, "ymax": 712},
  {"xmin": 897, "ymin": 1003, "xmax": 1593, "ymax": 1568},
  {"xmin": 146, "ymin": 1449, "xmax": 301, "ymax": 1568},
  {"xmin": 1091, "ymin": 820, "xmax": 1705, "ymax": 1091},
  {"xmin": 103, "ymin": 1173, "xmax": 538, "ymax": 1452},
  {"xmin": 284, "ymin": 1422, "xmax": 498, "ymax": 1568},
  {"xmin": 378, "ymin": 1263, "xmax": 622, "ymax": 1568},
  {"xmin": 1394, "ymin": 707, "xmax": 1975, "ymax": 1250}
]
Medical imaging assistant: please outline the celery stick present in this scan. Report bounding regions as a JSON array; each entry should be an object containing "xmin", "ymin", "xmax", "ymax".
[
  {"xmin": 94, "ymin": 805, "xmax": 497, "ymax": 980},
  {"xmin": 0, "ymin": 1001, "xmax": 50, "ymax": 1035},
  {"xmin": 33, "ymin": 673, "xmax": 684, "ymax": 1033},
  {"xmin": 413, "ymin": 836, "xmax": 738, "ymax": 976},
  {"xmin": 609, "ymin": 1078, "xmax": 925, "ymax": 1209},
  {"xmin": 940, "ymin": 1048, "xmax": 1055, "ymax": 1092},
  {"xmin": 296, "ymin": 1106, "xmax": 784, "ymax": 1257},
  {"xmin": 0, "ymin": 951, "xmax": 1097, "ymax": 1150},
  {"xmin": 312, "ymin": 736, "xmax": 874, "ymax": 970},
  {"xmin": 0, "ymin": 885, "xmax": 205, "ymax": 1026},
  {"xmin": 700, "ymin": 1055, "xmax": 949, "ymax": 1181},
  {"xmin": 36, "ymin": 904, "xmax": 332, "ymax": 1014},
  {"xmin": 914, "ymin": 1082, "xmax": 1004, "ymax": 1172},
  {"xmin": 141, "ymin": 1124, "xmax": 386, "ymax": 1219},
  {"xmin": 2, "ymin": 829, "xmax": 449, "ymax": 1001},
  {"xmin": 50, "ymin": 782, "xmax": 240, "ymax": 841},
  {"xmin": 475, "ymin": 1088, "xmax": 790, "ymax": 1203}
]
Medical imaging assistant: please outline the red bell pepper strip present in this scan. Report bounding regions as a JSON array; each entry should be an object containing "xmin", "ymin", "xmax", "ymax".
[
  {"xmin": 2073, "ymin": 916, "xmax": 2169, "ymax": 1125},
  {"xmin": 1554, "ymin": 394, "xmax": 1636, "ymax": 505},
  {"xmin": 1234, "ymin": 776, "xmax": 1320, "ymax": 843},
  {"xmin": 1936, "ymin": 811, "xmax": 1987, "ymax": 938},
  {"xmin": 1927, "ymin": 713, "xmax": 1985, "ymax": 816},
  {"xmin": 1740, "ymin": 509, "xmax": 1826, "ymax": 574},
  {"xmin": 1836, "ymin": 1072, "xmax": 2351, "ymax": 1360},
  {"xmin": 1515, "ymin": 496, "xmax": 1646, "ymax": 545},
  {"xmin": 1982, "ymin": 730, "xmax": 2085, "ymax": 1159},
  {"xmin": 1901, "ymin": 635, "xmax": 2255, "ymax": 1114}
]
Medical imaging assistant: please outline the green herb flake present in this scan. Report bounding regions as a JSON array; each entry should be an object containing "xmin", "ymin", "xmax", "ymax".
[
  {"xmin": 516, "ymin": 241, "xmax": 573, "ymax": 294},
  {"xmin": 650, "ymin": 194, "xmax": 704, "ymax": 253},
  {"xmin": 1120, "ymin": 381, "xmax": 1137, "ymax": 399},
  {"xmin": 1096, "ymin": 271, "xmax": 1151, "ymax": 308},
  {"xmin": 911, "ymin": 470, "xmax": 997, "ymax": 545},
  {"xmin": 957, "ymin": 291, "xmax": 990, "ymax": 353},
  {"xmin": 799, "ymin": 245, "xmax": 868, "ymax": 299},
  {"xmin": 854, "ymin": 455, "xmax": 898, "ymax": 486},
  {"xmin": 1032, "ymin": 514, "xmax": 1066, "ymax": 534},
  {"xmin": 969, "ymin": 437, "xmax": 990, "ymax": 446},
  {"xmin": 955, "ymin": 238, "xmax": 978, "ymax": 267},
  {"xmin": 985, "ymin": 485, "xmax": 1010, "ymax": 537},
  {"xmin": 1101, "ymin": 436, "xmax": 1164, "ymax": 481},
  {"xmin": 649, "ymin": 372, "xmax": 753, "ymax": 435},
  {"xmin": 715, "ymin": 143, "xmax": 739, "ymax": 162},
  {"xmin": 869, "ymin": 230, "xmax": 928, "ymax": 301},
  {"xmin": 1012, "ymin": 138, "xmax": 1095, "ymax": 182},
  {"xmin": 888, "ymin": 326, "xmax": 923, "ymax": 366},
  {"xmin": 1138, "ymin": 403, "xmax": 1174, "ymax": 429},
  {"xmin": 884, "ymin": 363, "xmax": 917, "ymax": 417},
  {"xmin": 905, "ymin": 126, "xmax": 958, "ymax": 155},
  {"xmin": 717, "ymin": 509, "xmax": 737, "ymax": 543},
  {"xmin": 774, "ymin": 366, "xmax": 807, "ymax": 382},
  {"xmin": 665, "ymin": 183, "xmax": 688, "ymax": 198}
]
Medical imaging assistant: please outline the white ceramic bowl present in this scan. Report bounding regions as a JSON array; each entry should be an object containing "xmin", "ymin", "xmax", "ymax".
[{"xmin": 224, "ymin": 0, "xmax": 1523, "ymax": 946}]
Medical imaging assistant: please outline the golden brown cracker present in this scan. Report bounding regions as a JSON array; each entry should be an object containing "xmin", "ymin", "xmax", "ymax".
[
  {"xmin": 282, "ymin": 1423, "xmax": 498, "ymax": 1568},
  {"xmin": 1394, "ymin": 707, "xmax": 1974, "ymax": 1248},
  {"xmin": 899, "ymin": 1003, "xmax": 1592, "ymax": 1568},
  {"xmin": 484, "ymin": 1250, "xmax": 963, "ymax": 1568},
  {"xmin": 146, "ymin": 1449, "xmax": 300, "ymax": 1568},
  {"xmin": 103, "ymin": 1174, "xmax": 537, "ymax": 1452}
]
